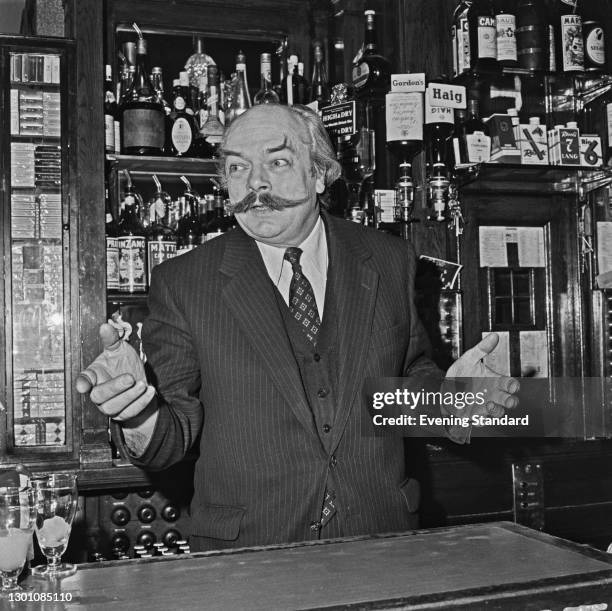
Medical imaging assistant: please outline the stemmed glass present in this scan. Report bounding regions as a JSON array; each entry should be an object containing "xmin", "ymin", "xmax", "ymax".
[
  {"xmin": 32, "ymin": 474, "xmax": 78, "ymax": 579},
  {"xmin": 0, "ymin": 486, "xmax": 37, "ymax": 594}
]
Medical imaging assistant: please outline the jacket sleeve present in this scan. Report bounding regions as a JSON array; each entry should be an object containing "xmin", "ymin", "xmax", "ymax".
[{"xmin": 112, "ymin": 264, "xmax": 204, "ymax": 471}]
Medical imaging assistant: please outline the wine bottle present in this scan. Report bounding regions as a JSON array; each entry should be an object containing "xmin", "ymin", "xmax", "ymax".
[
  {"xmin": 120, "ymin": 25, "xmax": 165, "ymax": 156},
  {"xmin": 582, "ymin": 4, "xmax": 606, "ymax": 72},
  {"xmin": 352, "ymin": 10, "xmax": 391, "ymax": 99},
  {"xmin": 146, "ymin": 175, "xmax": 177, "ymax": 283},
  {"xmin": 554, "ymin": 0, "xmax": 584, "ymax": 73},
  {"xmin": 451, "ymin": 0, "xmax": 473, "ymax": 78},
  {"xmin": 495, "ymin": 0, "xmax": 518, "ymax": 67},
  {"xmin": 203, "ymin": 194, "xmax": 231, "ymax": 241},
  {"xmin": 184, "ymin": 37, "xmax": 216, "ymax": 89},
  {"xmin": 226, "ymin": 51, "xmax": 251, "ymax": 123},
  {"xmin": 176, "ymin": 176, "xmax": 201, "ymax": 255},
  {"xmin": 151, "ymin": 66, "xmax": 171, "ymax": 116},
  {"xmin": 195, "ymin": 64, "xmax": 225, "ymax": 158},
  {"xmin": 309, "ymin": 42, "xmax": 330, "ymax": 107},
  {"xmin": 254, "ymin": 53, "xmax": 280, "ymax": 104},
  {"xmin": 467, "ymin": 0, "xmax": 498, "ymax": 73},
  {"xmin": 168, "ymin": 72, "xmax": 197, "ymax": 157},
  {"xmin": 280, "ymin": 54, "xmax": 298, "ymax": 105},
  {"xmin": 104, "ymin": 64, "xmax": 118, "ymax": 154},
  {"xmin": 105, "ymin": 184, "xmax": 120, "ymax": 291},
  {"xmin": 118, "ymin": 171, "xmax": 147, "ymax": 293},
  {"xmin": 459, "ymin": 98, "xmax": 491, "ymax": 163}
]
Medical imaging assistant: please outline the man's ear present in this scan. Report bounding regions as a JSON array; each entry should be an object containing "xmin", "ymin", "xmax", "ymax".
[{"xmin": 315, "ymin": 171, "xmax": 325, "ymax": 194}]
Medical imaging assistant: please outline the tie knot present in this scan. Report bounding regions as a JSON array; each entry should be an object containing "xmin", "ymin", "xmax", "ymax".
[{"xmin": 284, "ymin": 247, "xmax": 303, "ymax": 271}]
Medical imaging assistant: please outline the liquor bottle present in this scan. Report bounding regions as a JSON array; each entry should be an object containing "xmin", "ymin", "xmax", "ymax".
[
  {"xmin": 176, "ymin": 176, "xmax": 200, "ymax": 255},
  {"xmin": 495, "ymin": 0, "xmax": 518, "ymax": 67},
  {"xmin": 118, "ymin": 171, "xmax": 147, "ymax": 293},
  {"xmin": 203, "ymin": 194, "xmax": 230, "ymax": 241},
  {"xmin": 582, "ymin": 86, "xmax": 612, "ymax": 166},
  {"xmin": 280, "ymin": 54, "xmax": 298, "ymax": 105},
  {"xmin": 196, "ymin": 75, "xmax": 208, "ymax": 129},
  {"xmin": 295, "ymin": 60, "xmax": 308, "ymax": 105},
  {"xmin": 451, "ymin": 0, "xmax": 473, "ymax": 78},
  {"xmin": 554, "ymin": 0, "xmax": 584, "ymax": 72},
  {"xmin": 184, "ymin": 37, "xmax": 216, "ymax": 89},
  {"xmin": 120, "ymin": 25, "xmax": 165, "ymax": 156},
  {"xmin": 352, "ymin": 10, "xmax": 391, "ymax": 99},
  {"xmin": 146, "ymin": 175, "xmax": 177, "ymax": 283},
  {"xmin": 195, "ymin": 65, "xmax": 225, "ymax": 158},
  {"xmin": 151, "ymin": 66, "xmax": 171, "ymax": 116},
  {"xmin": 254, "ymin": 53, "xmax": 280, "ymax": 104},
  {"xmin": 385, "ymin": 92, "xmax": 424, "ymax": 165},
  {"xmin": 225, "ymin": 51, "xmax": 251, "ymax": 123},
  {"xmin": 516, "ymin": 0, "xmax": 548, "ymax": 71},
  {"xmin": 105, "ymin": 184, "xmax": 120, "ymax": 291},
  {"xmin": 582, "ymin": 4, "xmax": 606, "ymax": 72},
  {"xmin": 425, "ymin": 80, "xmax": 455, "ymax": 216},
  {"xmin": 218, "ymin": 71, "xmax": 226, "ymax": 124},
  {"xmin": 168, "ymin": 72, "xmax": 197, "ymax": 157},
  {"xmin": 458, "ymin": 98, "xmax": 491, "ymax": 163},
  {"xmin": 104, "ymin": 64, "xmax": 118, "ymax": 154},
  {"xmin": 309, "ymin": 42, "xmax": 330, "ymax": 107},
  {"xmin": 467, "ymin": 0, "xmax": 498, "ymax": 73}
]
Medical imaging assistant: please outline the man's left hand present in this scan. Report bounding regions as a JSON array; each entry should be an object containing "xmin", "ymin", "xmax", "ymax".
[{"xmin": 446, "ymin": 333, "xmax": 520, "ymax": 418}]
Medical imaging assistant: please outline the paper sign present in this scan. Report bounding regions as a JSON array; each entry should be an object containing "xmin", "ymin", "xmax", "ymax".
[
  {"xmin": 390, "ymin": 73, "xmax": 426, "ymax": 92},
  {"xmin": 425, "ymin": 83, "xmax": 466, "ymax": 109},
  {"xmin": 385, "ymin": 93, "xmax": 423, "ymax": 142},
  {"xmin": 374, "ymin": 189, "xmax": 396, "ymax": 223},
  {"xmin": 517, "ymin": 227, "xmax": 545, "ymax": 267},
  {"xmin": 520, "ymin": 330, "xmax": 549, "ymax": 378},
  {"xmin": 479, "ymin": 226, "xmax": 509, "ymax": 267},
  {"xmin": 597, "ymin": 222, "xmax": 612, "ymax": 275}
]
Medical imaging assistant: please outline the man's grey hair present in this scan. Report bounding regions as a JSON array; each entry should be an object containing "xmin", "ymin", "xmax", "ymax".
[{"xmin": 216, "ymin": 104, "xmax": 342, "ymax": 192}]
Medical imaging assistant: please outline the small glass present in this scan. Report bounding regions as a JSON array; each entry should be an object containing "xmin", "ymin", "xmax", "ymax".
[
  {"xmin": 0, "ymin": 486, "xmax": 37, "ymax": 594},
  {"xmin": 32, "ymin": 474, "xmax": 78, "ymax": 579}
]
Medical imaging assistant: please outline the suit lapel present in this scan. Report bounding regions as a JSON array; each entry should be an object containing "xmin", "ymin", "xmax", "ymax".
[
  {"xmin": 220, "ymin": 227, "xmax": 316, "ymax": 437},
  {"xmin": 323, "ymin": 213, "xmax": 379, "ymax": 449}
]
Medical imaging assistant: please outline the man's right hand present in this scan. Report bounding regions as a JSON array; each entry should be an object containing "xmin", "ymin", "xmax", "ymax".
[{"xmin": 76, "ymin": 323, "xmax": 156, "ymax": 423}]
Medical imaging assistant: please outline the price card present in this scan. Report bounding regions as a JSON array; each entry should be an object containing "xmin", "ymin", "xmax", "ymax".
[{"xmin": 385, "ymin": 93, "xmax": 423, "ymax": 142}]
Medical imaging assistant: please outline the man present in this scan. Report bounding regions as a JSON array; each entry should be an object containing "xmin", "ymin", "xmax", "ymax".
[{"xmin": 77, "ymin": 104, "xmax": 518, "ymax": 551}]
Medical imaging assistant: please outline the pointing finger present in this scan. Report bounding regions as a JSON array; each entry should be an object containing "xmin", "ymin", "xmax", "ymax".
[
  {"xmin": 459, "ymin": 333, "xmax": 500, "ymax": 368},
  {"xmin": 76, "ymin": 360, "xmax": 114, "ymax": 394}
]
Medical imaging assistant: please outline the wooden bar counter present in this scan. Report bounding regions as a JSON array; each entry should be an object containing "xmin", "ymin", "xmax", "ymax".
[{"xmin": 18, "ymin": 522, "xmax": 612, "ymax": 610}]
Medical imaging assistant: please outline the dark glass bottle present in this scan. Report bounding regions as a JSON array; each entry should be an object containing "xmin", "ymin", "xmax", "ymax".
[
  {"xmin": 120, "ymin": 34, "xmax": 165, "ymax": 156},
  {"xmin": 582, "ymin": 87, "xmax": 612, "ymax": 166},
  {"xmin": 352, "ymin": 10, "xmax": 391, "ymax": 99},
  {"xmin": 254, "ymin": 53, "xmax": 280, "ymax": 105},
  {"xmin": 146, "ymin": 176, "xmax": 177, "ymax": 284},
  {"xmin": 516, "ymin": 0, "xmax": 548, "ymax": 71},
  {"xmin": 459, "ymin": 98, "xmax": 490, "ymax": 163},
  {"xmin": 554, "ymin": 0, "xmax": 584, "ymax": 73},
  {"xmin": 467, "ymin": 0, "xmax": 498, "ymax": 73},
  {"xmin": 452, "ymin": 1, "xmax": 473, "ymax": 78},
  {"xmin": 105, "ymin": 185, "xmax": 120, "ymax": 291},
  {"xmin": 168, "ymin": 73, "xmax": 197, "ymax": 157},
  {"xmin": 176, "ymin": 178, "xmax": 200, "ymax": 256},
  {"xmin": 280, "ymin": 54, "xmax": 298, "ymax": 105},
  {"xmin": 385, "ymin": 93, "xmax": 424, "ymax": 165},
  {"xmin": 309, "ymin": 42, "xmax": 330, "ymax": 107},
  {"xmin": 495, "ymin": 0, "xmax": 518, "ymax": 67},
  {"xmin": 194, "ymin": 64, "xmax": 225, "ymax": 158},
  {"xmin": 104, "ymin": 64, "xmax": 118, "ymax": 154},
  {"xmin": 582, "ymin": 4, "xmax": 606, "ymax": 72},
  {"xmin": 203, "ymin": 194, "xmax": 231, "ymax": 241},
  {"xmin": 118, "ymin": 175, "xmax": 147, "ymax": 293}
]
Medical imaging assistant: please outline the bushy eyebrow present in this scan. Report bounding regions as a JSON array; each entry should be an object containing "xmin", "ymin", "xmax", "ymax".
[{"xmin": 223, "ymin": 137, "xmax": 296, "ymax": 160}]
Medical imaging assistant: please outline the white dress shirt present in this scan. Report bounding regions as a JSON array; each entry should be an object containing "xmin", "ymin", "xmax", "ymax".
[{"xmin": 256, "ymin": 216, "xmax": 328, "ymax": 319}]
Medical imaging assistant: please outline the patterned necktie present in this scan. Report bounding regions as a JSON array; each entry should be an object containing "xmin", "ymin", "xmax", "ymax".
[{"xmin": 284, "ymin": 247, "xmax": 321, "ymax": 344}]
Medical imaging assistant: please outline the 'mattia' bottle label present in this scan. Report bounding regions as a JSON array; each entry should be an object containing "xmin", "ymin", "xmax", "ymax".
[{"xmin": 147, "ymin": 240, "xmax": 176, "ymax": 283}]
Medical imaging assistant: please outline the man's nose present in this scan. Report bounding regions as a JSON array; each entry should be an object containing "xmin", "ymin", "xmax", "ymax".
[{"xmin": 247, "ymin": 164, "xmax": 271, "ymax": 191}]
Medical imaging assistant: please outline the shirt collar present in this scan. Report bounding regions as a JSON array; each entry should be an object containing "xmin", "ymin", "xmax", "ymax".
[{"xmin": 256, "ymin": 215, "xmax": 327, "ymax": 284}]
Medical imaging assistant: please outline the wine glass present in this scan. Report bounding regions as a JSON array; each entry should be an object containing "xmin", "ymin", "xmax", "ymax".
[
  {"xmin": 31, "ymin": 474, "xmax": 78, "ymax": 579},
  {"xmin": 0, "ymin": 486, "xmax": 37, "ymax": 594}
]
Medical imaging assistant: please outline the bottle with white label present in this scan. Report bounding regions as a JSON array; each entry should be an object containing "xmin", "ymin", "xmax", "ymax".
[
  {"xmin": 451, "ymin": 0, "xmax": 473, "ymax": 78},
  {"xmin": 582, "ymin": 4, "xmax": 605, "ymax": 72},
  {"xmin": 468, "ymin": 0, "xmax": 498, "ymax": 72},
  {"xmin": 495, "ymin": 0, "xmax": 517, "ymax": 66},
  {"xmin": 554, "ymin": 0, "xmax": 584, "ymax": 72},
  {"xmin": 459, "ymin": 99, "xmax": 491, "ymax": 163},
  {"xmin": 168, "ymin": 72, "xmax": 197, "ymax": 157}
]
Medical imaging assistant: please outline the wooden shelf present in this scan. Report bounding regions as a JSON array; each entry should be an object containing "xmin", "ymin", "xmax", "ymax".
[
  {"xmin": 458, "ymin": 163, "xmax": 612, "ymax": 196},
  {"xmin": 106, "ymin": 154, "xmax": 219, "ymax": 178}
]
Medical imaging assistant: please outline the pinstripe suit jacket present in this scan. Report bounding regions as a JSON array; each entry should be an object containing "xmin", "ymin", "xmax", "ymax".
[{"xmin": 131, "ymin": 210, "xmax": 443, "ymax": 551}]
